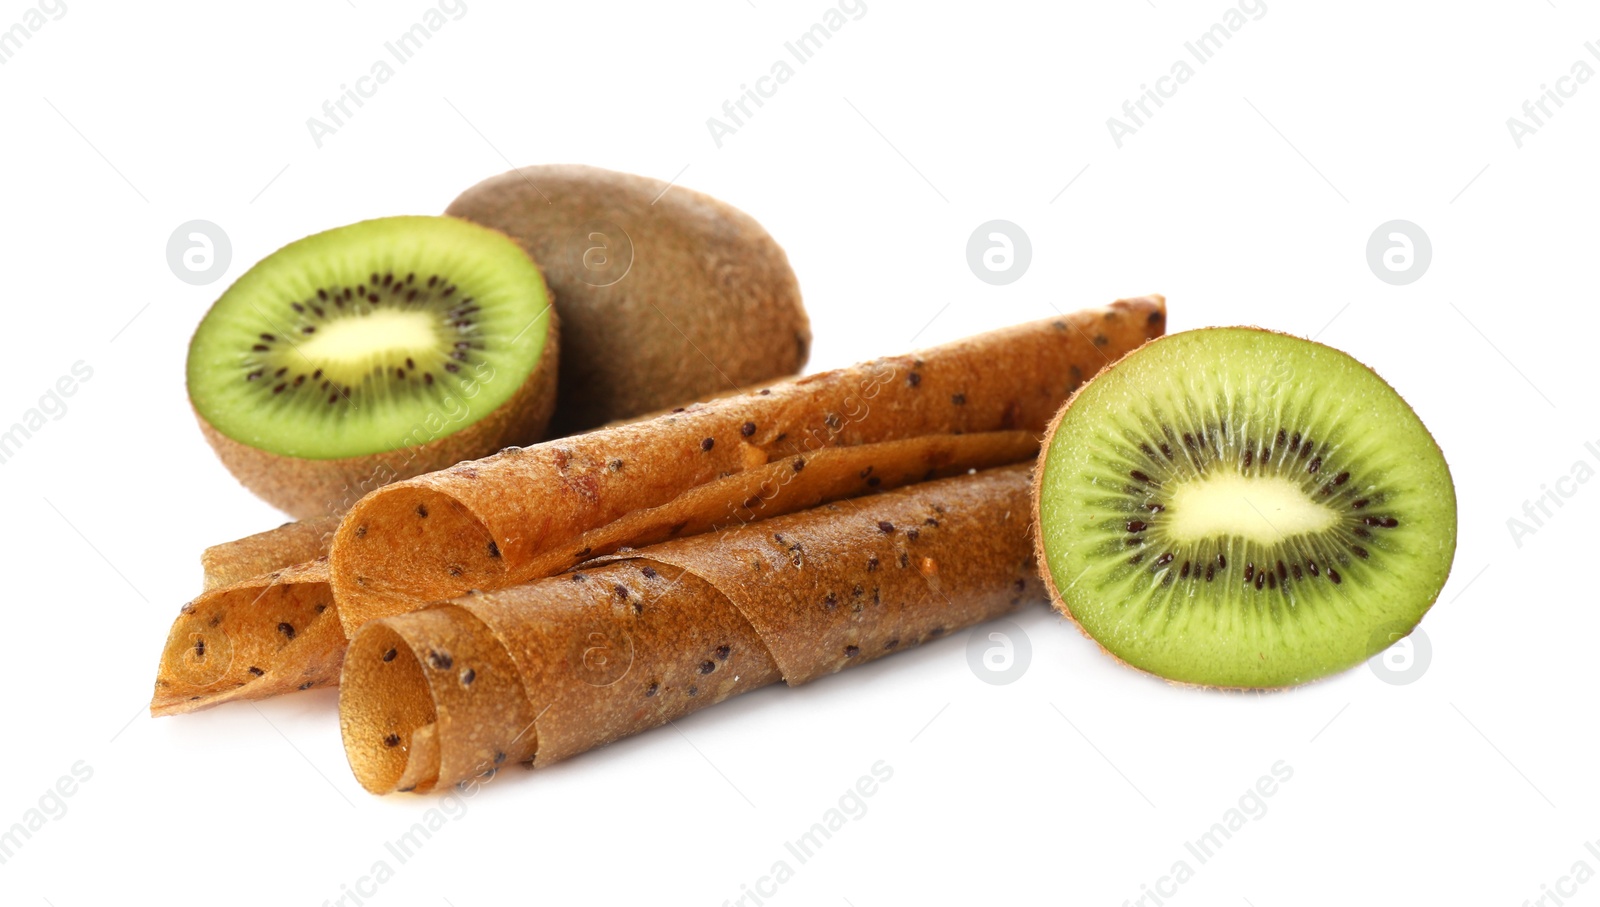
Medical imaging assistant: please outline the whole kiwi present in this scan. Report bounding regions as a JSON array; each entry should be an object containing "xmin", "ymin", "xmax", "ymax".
[{"xmin": 446, "ymin": 164, "xmax": 811, "ymax": 434}]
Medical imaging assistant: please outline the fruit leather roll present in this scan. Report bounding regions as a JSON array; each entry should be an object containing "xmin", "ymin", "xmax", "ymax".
[
  {"xmin": 152, "ymin": 520, "xmax": 343, "ymax": 716},
  {"xmin": 340, "ymin": 464, "xmax": 1043, "ymax": 794},
  {"xmin": 331, "ymin": 296, "xmax": 1165, "ymax": 629},
  {"xmin": 153, "ymin": 561, "xmax": 343, "ymax": 716},
  {"xmin": 153, "ymin": 431, "xmax": 1034, "ymax": 715}
]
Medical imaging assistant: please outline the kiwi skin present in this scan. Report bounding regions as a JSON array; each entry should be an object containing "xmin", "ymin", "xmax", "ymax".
[
  {"xmin": 194, "ymin": 302, "xmax": 559, "ymax": 520},
  {"xmin": 446, "ymin": 164, "xmax": 811, "ymax": 434},
  {"xmin": 1029, "ymin": 326, "xmax": 1456, "ymax": 691}
]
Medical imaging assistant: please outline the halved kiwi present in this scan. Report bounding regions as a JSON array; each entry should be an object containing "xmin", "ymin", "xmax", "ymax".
[
  {"xmin": 1033, "ymin": 328, "xmax": 1456, "ymax": 688},
  {"xmin": 187, "ymin": 216, "xmax": 558, "ymax": 518}
]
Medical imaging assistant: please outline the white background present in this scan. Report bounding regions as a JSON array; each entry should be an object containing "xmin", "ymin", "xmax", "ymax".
[{"xmin": 0, "ymin": 1, "xmax": 1593, "ymax": 905}]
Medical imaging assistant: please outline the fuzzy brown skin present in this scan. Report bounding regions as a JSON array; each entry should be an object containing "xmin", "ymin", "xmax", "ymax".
[
  {"xmin": 445, "ymin": 164, "xmax": 811, "ymax": 434},
  {"xmin": 330, "ymin": 297, "xmax": 1166, "ymax": 633},
  {"xmin": 195, "ymin": 303, "xmax": 559, "ymax": 520},
  {"xmin": 340, "ymin": 466, "xmax": 1044, "ymax": 794}
]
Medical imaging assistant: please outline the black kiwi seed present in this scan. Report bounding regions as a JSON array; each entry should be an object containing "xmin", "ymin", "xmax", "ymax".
[
  {"xmin": 230, "ymin": 269, "xmax": 492, "ymax": 408},
  {"xmin": 1053, "ymin": 375, "xmax": 1419, "ymax": 646}
]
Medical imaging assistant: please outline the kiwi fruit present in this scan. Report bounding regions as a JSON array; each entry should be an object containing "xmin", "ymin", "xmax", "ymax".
[
  {"xmin": 187, "ymin": 216, "xmax": 558, "ymax": 519},
  {"xmin": 1032, "ymin": 328, "xmax": 1456, "ymax": 688},
  {"xmin": 446, "ymin": 164, "xmax": 810, "ymax": 434}
]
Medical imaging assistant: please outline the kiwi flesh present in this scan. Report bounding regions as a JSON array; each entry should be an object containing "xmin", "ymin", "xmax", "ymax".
[
  {"xmin": 187, "ymin": 216, "xmax": 558, "ymax": 519},
  {"xmin": 1033, "ymin": 328, "xmax": 1456, "ymax": 688},
  {"xmin": 446, "ymin": 164, "xmax": 810, "ymax": 434}
]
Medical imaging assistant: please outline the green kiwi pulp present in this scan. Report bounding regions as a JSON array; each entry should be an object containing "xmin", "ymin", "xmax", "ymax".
[
  {"xmin": 1034, "ymin": 328, "xmax": 1456, "ymax": 689},
  {"xmin": 187, "ymin": 216, "xmax": 552, "ymax": 460}
]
